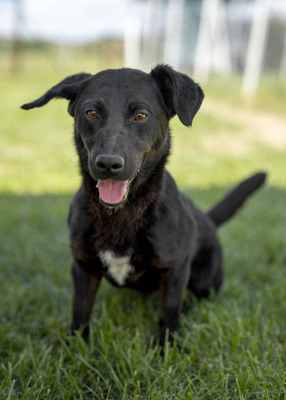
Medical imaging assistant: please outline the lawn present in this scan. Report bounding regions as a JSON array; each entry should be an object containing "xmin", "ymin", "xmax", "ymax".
[{"xmin": 0, "ymin": 48, "xmax": 286, "ymax": 399}]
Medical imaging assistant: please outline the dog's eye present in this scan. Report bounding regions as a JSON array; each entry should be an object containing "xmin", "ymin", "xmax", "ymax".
[
  {"xmin": 134, "ymin": 113, "xmax": 147, "ymax": 122},
  {"xmin": 87, "ymin": 110, "xmax": 98, "ymax": 120}
]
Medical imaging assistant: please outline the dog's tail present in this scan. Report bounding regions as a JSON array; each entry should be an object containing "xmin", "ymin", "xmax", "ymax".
[{"xmin": 207, "ymin": 172, "xmax": 267, "ymax": 228}]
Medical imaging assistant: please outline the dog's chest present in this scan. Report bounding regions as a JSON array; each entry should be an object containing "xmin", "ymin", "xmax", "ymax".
[{"xmin": 99, "ymin": 250, "xmax": 134, "ymax": 286}]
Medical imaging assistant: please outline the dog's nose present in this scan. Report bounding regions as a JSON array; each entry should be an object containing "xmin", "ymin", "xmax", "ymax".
[{"xmin": 95, "ymin": 154, "xmax": 125, "ymax": 176}]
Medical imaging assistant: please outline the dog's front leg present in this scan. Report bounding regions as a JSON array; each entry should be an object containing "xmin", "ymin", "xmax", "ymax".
[
  {"xmin": 159, "ymin": 261, "xmax": 191, "ymax": 348},
  {"xmin": 70, "ymin": 260, "xmax": 102, "ymax": 341}
]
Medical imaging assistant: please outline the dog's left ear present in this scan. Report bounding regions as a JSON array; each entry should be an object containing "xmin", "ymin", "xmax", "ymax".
[
  {"xmin": 151, "ymin": 64, "xmax": 204, "ymax": 126},
  {"xmin": 21, "ymin": 73, "xmax": 92, "ymax": 116}
]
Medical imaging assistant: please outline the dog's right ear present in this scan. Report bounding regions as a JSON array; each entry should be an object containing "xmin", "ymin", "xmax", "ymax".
[
  {"xmin": 21, "ymin": 73, "xmax": 92, "ymax": 116},
  {"xmin": 150, "ymin": 64, "xmax": 204, "ymax": 127}
]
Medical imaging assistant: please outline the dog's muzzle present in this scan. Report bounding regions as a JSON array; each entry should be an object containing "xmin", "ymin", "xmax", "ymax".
[{"xmin": 94, "ymin": 154, "xmax": 140, "ymax": 207}]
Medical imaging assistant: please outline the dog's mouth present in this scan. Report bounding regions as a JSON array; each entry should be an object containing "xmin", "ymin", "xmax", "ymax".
[{"xmin": 96, "ymin": 177, "xmax": 135, "ymax": 207}]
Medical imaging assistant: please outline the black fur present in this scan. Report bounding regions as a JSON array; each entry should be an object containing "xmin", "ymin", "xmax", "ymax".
[{"xmin": 22, "ymin": 65, "xmax": 266, "ymax": 347}]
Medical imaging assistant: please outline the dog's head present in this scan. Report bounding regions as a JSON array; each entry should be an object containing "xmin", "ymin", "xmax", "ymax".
[{"xmin": 22, "ymin": 65, "xmax": 204, "ymax": 208}]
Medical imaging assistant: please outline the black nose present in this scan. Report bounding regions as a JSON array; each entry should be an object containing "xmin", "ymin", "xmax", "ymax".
[{"xmin": 95, "ymin": 154, "xmax": 125, "ymax": 176}]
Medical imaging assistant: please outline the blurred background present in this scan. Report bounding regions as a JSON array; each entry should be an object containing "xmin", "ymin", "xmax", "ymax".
[{"xmin": 1, "ymin": 0, "xmax": 286, "ymax": 95}]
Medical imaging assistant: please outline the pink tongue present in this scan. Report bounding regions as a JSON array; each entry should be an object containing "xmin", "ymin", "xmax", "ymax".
[{"xmin": 97, "ymin": 180, "xmax": 129, "ymax": 204}]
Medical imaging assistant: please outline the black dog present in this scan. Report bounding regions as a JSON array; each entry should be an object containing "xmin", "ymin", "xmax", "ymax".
[{"xmin": 22, "ymin": 65, "xmax": 266, "ymax": 347}]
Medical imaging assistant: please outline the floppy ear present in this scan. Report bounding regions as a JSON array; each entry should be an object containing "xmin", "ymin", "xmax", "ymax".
[
  {"xmin": 150, "ymin": 64, "xmax": 204, "ymax": 126},
  {"xmin": 21, "ymin": 73, "xmax": 92, "ymax": 116}
]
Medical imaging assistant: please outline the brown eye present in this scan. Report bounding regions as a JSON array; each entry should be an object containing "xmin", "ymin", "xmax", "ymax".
[
  {"xmin": 87, "ymin": 110, "xmax": 98, "ymax": 120},
  {"xmin": 134, "ymin": 112, "xmax": 147, "ymax": 122}
]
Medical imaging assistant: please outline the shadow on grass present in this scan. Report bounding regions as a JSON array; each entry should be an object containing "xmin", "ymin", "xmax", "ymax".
[
  {"xmin": 0, "ymin": 184, "xmax": 285, "ymax": 348},
  {"xmin": 0, "ymin": 192, "xmax": 71, "ymax": 275}
]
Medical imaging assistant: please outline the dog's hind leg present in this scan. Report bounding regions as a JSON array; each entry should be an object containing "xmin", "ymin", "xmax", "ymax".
[
  {"xmin": 70, "ymin": 261, "xmax": 102, "ymax": 341},
  {"xmin": 188, "ymin": 244, "xmax": 223, "ymax": 298}
]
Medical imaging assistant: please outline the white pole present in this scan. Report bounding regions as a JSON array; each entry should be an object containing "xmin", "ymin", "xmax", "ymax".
[
  {"xmin": 193, "ymin": 0, "xmax": 231, "ymax": 81},
  {"xmin": 163, "ymin": 0, "xmax": 185, "ymax": 69},
  {"xmin": 193, "ymin": 0, "xmax": 217, "ymax": 81},
  {"xmin": 212, "ymin": 0, "xmax": 232, "ymax": 76},
  {"xmin": 141, "ymin": 0, "xmax": 164, "ymax": 70},
  {"xmin": 124, "ymin": 0, "xmax": 143, "ymax": 68},
  {"xmin": 279, "ymin": 32, "xmax": 286, "ymax": 79},
  {"xmin": 241, "ymin": 0, "xmax": 270, "ymax": 96}
]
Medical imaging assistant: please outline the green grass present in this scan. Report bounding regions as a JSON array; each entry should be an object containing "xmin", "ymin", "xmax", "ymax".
[{"xmin": 0, "ymin": 48, "xmax": 286, "ymax": 399}]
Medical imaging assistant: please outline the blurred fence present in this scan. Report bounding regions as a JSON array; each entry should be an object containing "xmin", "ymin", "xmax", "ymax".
[
  {"xmin": 124, "ymin": 0, "xmax": 286, "ymax": 95},
  {"xmin": 1, "ymin": 0, "xmax": 286, "ymax": 95}
]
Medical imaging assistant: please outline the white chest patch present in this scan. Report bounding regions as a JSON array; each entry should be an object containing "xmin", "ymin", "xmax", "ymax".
[{"xmin": 99, "ymin": 250, "xmax": 134, "ymax": 286}]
